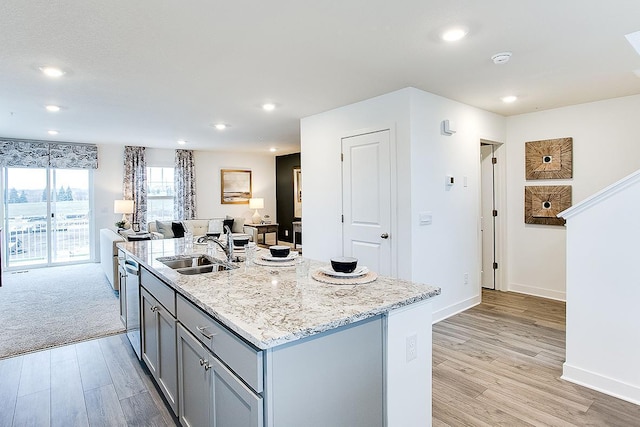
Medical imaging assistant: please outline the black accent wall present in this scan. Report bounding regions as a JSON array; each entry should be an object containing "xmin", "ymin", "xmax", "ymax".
[{"xmin": 275, "ymin": 152, "xmax": 300, "ymax": 243}]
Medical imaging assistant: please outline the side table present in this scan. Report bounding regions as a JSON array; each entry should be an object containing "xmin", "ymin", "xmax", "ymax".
[{"xmin": 245, "ymin": 223, "xmax": 279, "ymax": 246}]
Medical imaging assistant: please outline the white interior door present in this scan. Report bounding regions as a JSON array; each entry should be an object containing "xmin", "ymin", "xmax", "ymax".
[
  {"xmin": 342, "ymin": 130, "xmax": 391, "ymax": 276},
  {"xmin": 480, "ymin": 144, "xmax": 496, "ymax": 289}
]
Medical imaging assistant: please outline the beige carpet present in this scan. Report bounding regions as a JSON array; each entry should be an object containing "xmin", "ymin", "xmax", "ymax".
[{"xmin": 0, "ymin": 263, "xmax": 124, "ymax": 359}]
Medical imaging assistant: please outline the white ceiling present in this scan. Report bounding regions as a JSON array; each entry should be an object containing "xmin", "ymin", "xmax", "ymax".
[{"xmin": 1, "ymin": 0, "xmax": 639, "ymax": 153}]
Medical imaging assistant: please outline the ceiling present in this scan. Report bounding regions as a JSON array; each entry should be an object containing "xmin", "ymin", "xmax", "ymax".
[{"xmin": 1, "ymin": 1, "xmax": 639, "ymax": 154}]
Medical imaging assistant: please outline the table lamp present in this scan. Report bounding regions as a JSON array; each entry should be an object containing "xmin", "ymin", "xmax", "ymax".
[
  {"xmin": 114, "ymin": 199, "xmax": 134, "ymax": 228},
  {"xmin": 249, "ymin": 198, "xmax": 264, "ymax": 224}
]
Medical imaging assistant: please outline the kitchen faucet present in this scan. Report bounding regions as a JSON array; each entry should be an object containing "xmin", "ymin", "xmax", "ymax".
[{"xmin": 211, "ymin": 225, "xmax": 234, "ymax": 262}]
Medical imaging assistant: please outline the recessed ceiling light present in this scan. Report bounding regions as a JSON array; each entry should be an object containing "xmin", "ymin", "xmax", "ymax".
[
  {"xmin": 501, "ymin": 95, "xmax": 518, "ymax": 103},
  {"xmin": 441, "ymin": 28, "xmax": 467, "ymax": 42},
  {"xmin": 45, "ymin": 105, "xmax": 61, "ymax": 112},
  {"xmin": 262, "ymin": 103, "xmax": 276, "ymax": 111},
  {"xmin": 40, "ymin": 66, "xmax": 65, "ymax": 78},
  {"xmin": 177, "ymin": 139, "xmax": 187, "ymax": 145},
  {"xmin": 214, "ymin": 123, "xmax": 227, "ymax": 130},
  {"xmin": 269, "ymin": 147, "xmax": 277, "ymax": 152},
  {"xmin": 47, "ymin": 130, "xmax": 59, "ymax": 135}
]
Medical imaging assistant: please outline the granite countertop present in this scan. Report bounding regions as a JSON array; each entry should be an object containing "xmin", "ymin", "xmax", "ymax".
[{"xmin": 119, "ymin": 239, "xmax": 440, "ymax": 350}]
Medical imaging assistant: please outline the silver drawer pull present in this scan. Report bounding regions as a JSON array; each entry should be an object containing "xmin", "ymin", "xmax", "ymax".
[
  {"xmin": 150, "ymin": 305, "xmax": 159, "ymax": 312},
  {"xmin": 199, "ymin": 358, "xmax": 211, "ymax": 371},
  {"xmin": 196, "ymin": 325, "xmax": 215, "ymax": 339}
]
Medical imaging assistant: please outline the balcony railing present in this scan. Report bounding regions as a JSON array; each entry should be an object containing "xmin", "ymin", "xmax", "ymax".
[{"xmin": 6, "ymin": 217, "xmax": 90, "ymax": 267}]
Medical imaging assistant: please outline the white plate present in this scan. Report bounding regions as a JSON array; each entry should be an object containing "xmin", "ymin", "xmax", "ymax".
[
  {"xmin": 260, "ymin": 252, "xmax": 299, "ymax": 262},
  {"xmin": 319, "ymin": 266, "xmax": 369, "ymax": 278}
]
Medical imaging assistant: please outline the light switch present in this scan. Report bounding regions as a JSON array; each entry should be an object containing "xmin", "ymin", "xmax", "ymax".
[{"xmin": 419, "ymin": 211, "xmax": 432, "ymax": 225}]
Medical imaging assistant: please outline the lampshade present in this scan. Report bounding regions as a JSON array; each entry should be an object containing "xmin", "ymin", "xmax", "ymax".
[
  {"xmin": 114, "ymin": 199, "xmax": 134, "ymax": 214},
  {"xmin": 249, "ymin": 198, "xmax": 264, "ymax": 210}
]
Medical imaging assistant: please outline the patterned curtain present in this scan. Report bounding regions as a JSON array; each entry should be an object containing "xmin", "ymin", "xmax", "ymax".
[
  {"xmin": 123, "ymin": 146, "xmax": 147, "ymax": 228},
  {"xmin": 49, "ymin": 143, "xmax": 98, "ymax": 169},
  {"xmin": 174, "ymin": 149, "xmax": 196, "ymax": 220},
  {"xmin": 0, "ymin": 138, "xmax": 98, "ymax": 169}
]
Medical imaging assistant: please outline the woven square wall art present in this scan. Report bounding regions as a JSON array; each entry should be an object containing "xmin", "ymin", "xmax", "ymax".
[
  {"xmin": 524, "ymin": 185, "xmax": 572, "ymax": 226},
  {"xmin": 525, "ymin": 137, "xmax": 573, "ymax": 180}
]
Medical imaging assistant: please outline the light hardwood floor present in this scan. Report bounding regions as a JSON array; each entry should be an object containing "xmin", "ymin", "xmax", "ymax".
[
  {"xmin": 433, "ymin": 289, "xmax": 640, "ymax": 426},
  {"xmin": 0, "ymin": 334, "xmax": 179, "ymax": 427}
]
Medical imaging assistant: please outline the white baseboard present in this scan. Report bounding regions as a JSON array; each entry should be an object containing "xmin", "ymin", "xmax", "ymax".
[
  {"xmin": 432, "ymin": 294, "xmax": 481, "ymax": 324},
  {"xmin": 562, "ymin": 363, "xmax": 640, "ymax": 406},
  {"xmin": 509, "ymin": 283, "xmax": 566, "ymax": 301}
]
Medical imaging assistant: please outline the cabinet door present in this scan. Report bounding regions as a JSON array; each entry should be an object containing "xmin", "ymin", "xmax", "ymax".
[
  {"xmin": 178, "ymin": 324, "xmax": 213, "ymax": 427},
  {"xmin": 118, "ymin": 265, "xmax": 127, "ymax": 327},
  {"xmin": 211, "ymin": 356, "xmax": 263, "ymax": 427},
  {"xmin": 141, "ymin": 288, "xmax": 178, "ymax": 414}
]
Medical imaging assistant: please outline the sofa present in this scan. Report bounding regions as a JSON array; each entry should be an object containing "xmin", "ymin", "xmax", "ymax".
[{"xmin": 148, "ymin": 217, "xmax": 257, "ymax": 242}]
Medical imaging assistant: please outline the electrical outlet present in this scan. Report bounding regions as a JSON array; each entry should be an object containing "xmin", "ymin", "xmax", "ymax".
[
  {"xmin": 406, "ymin": 334, "xmax": 417, "ymax": 362},
  {"xmin": 284, "ymin": 230, "xmax": 289, "ymax": 237},
  {"xmin": 464, "ymin": 273, "xmax": 469, "ymax": 285}
]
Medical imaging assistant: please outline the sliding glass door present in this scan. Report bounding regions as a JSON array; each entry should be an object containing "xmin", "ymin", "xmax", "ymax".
[{"xmin": 3, "ymin": 167, "xmax": 92, "ymax": 268}]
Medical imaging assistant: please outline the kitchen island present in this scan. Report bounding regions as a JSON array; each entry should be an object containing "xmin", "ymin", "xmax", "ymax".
[{"xmin": 119, "ymin": 238, "xmax": 440, "ymax": 427}]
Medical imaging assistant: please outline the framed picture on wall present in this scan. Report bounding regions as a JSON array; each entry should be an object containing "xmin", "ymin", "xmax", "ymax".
[{"xmin": 221, "ymin": 169, "xmax": 252, "ymax": 204}]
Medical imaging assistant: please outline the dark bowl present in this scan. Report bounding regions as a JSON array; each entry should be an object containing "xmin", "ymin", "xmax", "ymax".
[
  {"xmin": 233, "ymin": 236, "xmax": 250, "ymax": 247},
  {"xmin": 331, "ymin": 257, "xmax": 358, "ymax": 273},
  {"xmin": 269, "ymin": 245, "xmax": 291, "ymax": 258}
]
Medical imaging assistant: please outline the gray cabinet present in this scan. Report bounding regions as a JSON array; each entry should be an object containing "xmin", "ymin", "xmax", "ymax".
[
  {"xmin": 177, "ymin": 324, "xmax": 263, "ymax": 427},
  {"xmin": 140, "ymin": 286, "xmax": 178, "ymax": 415},
  {"xmin": 117, "ymin": 249, "xmax": 126, "ymax": 326}
]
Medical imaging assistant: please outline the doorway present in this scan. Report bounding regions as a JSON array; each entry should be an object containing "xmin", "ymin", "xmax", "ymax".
[
  {"xmin": 480, "ymin": 140, "xmax": 503, "ymax": 290},
  {"xmin": 3, "ymin": 167, "xmax": 92, "ymax": 269},
  {"xmin": 341, "ymin": 130, "xmax": 392, "ymax": 276}
]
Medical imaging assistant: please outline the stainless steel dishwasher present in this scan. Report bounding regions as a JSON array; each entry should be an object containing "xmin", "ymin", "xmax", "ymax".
[{"xmin": 124, "ymin": 257, "xmax": 141, "ymax": 359}]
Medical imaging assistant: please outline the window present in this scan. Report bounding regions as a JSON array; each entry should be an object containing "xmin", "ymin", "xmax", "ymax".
[{"xmin": 146, "ymin": 167, "xmax": 174, "ymax": 222}]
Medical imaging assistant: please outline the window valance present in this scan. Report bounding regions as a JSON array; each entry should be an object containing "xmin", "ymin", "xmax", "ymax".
[{"xmin": 0, "ymin": 138, "xmax": 98, "ymax": 169}]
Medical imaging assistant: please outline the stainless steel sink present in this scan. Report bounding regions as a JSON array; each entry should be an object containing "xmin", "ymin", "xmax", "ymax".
[
  {"xmin": 175, "ymin": 264, "xmax": 237, "ymax": 275},
  {"xmin": 159, "ymin": 255, "xmax": 213, "ymax": 269},
  {"xmin": 157, "ymin": 255, "xmax": 238, "ymax": 274}
]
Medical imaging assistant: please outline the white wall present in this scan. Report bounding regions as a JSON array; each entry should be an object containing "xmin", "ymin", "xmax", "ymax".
[
  {"xmin": 505, "ymin": 94, "xmax": 640, "ymax": 300},
  {"xmin": 561, "ymin": 171, "xmax": 640, "ymax": 404},
  {"xmin": 193, "ymin": 151, "xmax": 275, "ymax": 222},
  {"xmin": 300, "ymin": 88, "xmax": 412, "ymax": 274},
  {"xmin": 93, "ymin": 144, "xmax": 125, "ymax": 259},
  {"xmin": 301, "ymin": 87, "xmax": 505, "ymax": 321},
  {"xmin": 408, "ymin": 91, "xmax": 505, "ymax": 321}
]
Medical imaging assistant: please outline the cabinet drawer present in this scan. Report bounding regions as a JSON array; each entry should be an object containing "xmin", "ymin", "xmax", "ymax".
[
  {"xmin": 140, "ymin": 267, "xmax": 176, "ymax": 316},
  {"xmin": 177, "ymin": 294, "xmax": 263, "ymax": 393}
]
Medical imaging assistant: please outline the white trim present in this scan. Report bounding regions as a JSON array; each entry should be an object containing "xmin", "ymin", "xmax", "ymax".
[
  {"xmin": 432, "ymin": 294, "xmax": 480, "ymax": 324},
  {"xmin": 562, "ymin": 363, "xmax": 640, "ymax": 406},
  {"xmin": 559, "ymin": 169, "xmax": 640, "ymax": 219},
  {"xmin": 508, "ymin": 282, "xmax": 566, "ymax": 301}
]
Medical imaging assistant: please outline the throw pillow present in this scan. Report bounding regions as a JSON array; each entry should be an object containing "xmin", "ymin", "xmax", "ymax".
[
  {"xmin": 231, "ymin": 217, "xmax": 245, "ymax": 233},
  {"xmin": 208, "ymin": 219, "xmax": 223, "ymax": 233},
  {"xmin": 155, "ymin": 220, "xmax": 174, "ymax": 238},
  {"xmin": 223, "ymin": 218, "xmax": 234, "ymax": 232},
  {"xmin": 171, "ymin": 221, "xmax": 185, "ymax": 238}
]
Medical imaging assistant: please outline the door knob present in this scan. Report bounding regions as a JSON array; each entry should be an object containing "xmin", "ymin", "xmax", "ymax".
[{"xmin": 380, "ymin": 233, "xmax": 389, "ymax": 239}]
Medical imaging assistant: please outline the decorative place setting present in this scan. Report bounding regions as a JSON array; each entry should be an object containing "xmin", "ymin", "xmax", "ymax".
[
  {"xmin": 311, "ymin": 257, "xmax": 378, "ymax": 285},
  {"xmin": 253, "ymin": 245, "xmax": 300, "ymax": 266}
]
